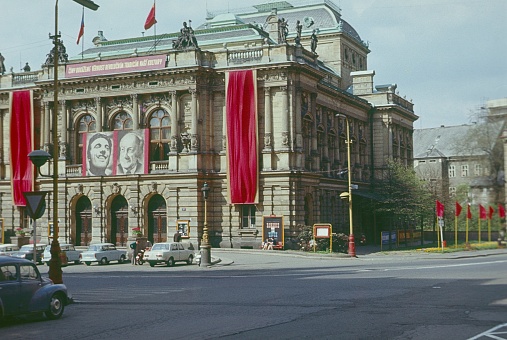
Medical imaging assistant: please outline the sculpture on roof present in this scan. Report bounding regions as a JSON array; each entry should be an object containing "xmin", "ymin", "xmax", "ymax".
[
  {"xmin": 0, "ymin": 53, "xmax": 5, "ymax": 75},
  {"xmin": 173, "ymin": 21, "xmax": 199, "ymax": 50},
  {"xmin": 295, "ymin": 20, "xmax": 303, "ymax": 46},
  {"xmin": 310, "ymin": 29, "xmax": 318, "ymax": 54},
  {"xmin": 43, "ymin": 39, "xmax": 69, "ymax": 66},
  {"xmin": 278, "ymin": 17, "xmax": 289, "ymax": 43}
]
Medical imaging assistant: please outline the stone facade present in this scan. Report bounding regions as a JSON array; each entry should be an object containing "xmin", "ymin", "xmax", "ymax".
[{"xmin": 0, "ymin": 0, "xmax": 417, "ymax": 248}]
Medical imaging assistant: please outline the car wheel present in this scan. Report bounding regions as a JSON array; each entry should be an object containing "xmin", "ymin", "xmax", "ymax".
[
  {"xmin": 45, "ymin": 293, "xmax": 65, "ymax": 320},
  {"xmin": 118, "ymin": 255, "xmax": 126, "ymax": 264},
  {"xmin": 166, "ymin": 257, "xmax": 175, "ymax": 267},
  {"xmin": 187, "ymin": 255, "xmax": 194, "ymax": 265},
  {"xmin": 100, "ymin": 257, "xmax": 109, "ymax": 265},
  {"xmin": 149, "ymin": 261, "xmax": 155, "ymax": 267},
  {"xmin": 85, "ymin": 262, "xmax": 91, "ymax": 266}
]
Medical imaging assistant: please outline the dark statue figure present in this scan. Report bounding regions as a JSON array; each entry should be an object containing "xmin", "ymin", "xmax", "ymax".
[
  {"xmin": 0, "ymin": 53, "xmax": 5, "ymax": 75},
  {"xmin": 295, "ymin": 20, "xmax": 303, "ymax": 46},
  {"xmin": 310, "ymin": 29, "xmax": 318, "ymax": 53},
  {"xmin": 44, "ymin": 39, "xmax": 69, "ymax": 66},
  {"xmin": 278, "ymin": 17, "xmax": 289, "ymax": 43},
  {"xmin": 173, "ymin": 21, "xmax": 199, "ymax": 50}
]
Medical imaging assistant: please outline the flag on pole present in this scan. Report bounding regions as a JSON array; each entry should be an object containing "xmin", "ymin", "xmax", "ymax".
[
  {"xmin": 467, "ymin": 204, "xmax": 472, "ymax": 219},
  {"xmin": 76, "ymin": 9, "xmax": 85, "ymax": 44},
  {"xmin": 436, "ymin": 200, "xmax": 444, "ymax": 218},
  {"xmin": 499, "ymin": 204, "xmax": 506, "ymax": 219},
  {"xmin": 488, "ymin": 206, "xmax": 494, "ymax": 220},
  {"xmin": 144, "ymin": 3, "xmax": 157, "ymax": 30},
  {"xmin": 455, "ymin": 202, "xmax": 462, "ymax": 217},
  {"xmin": 479, "ymin": 204, "xmax": 486, "ymax": 220}
]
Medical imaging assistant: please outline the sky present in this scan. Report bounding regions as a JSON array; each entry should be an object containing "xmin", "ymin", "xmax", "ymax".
[{"xmin": 1, "ymin": 0, "xmax": 505, "ymax": 129}]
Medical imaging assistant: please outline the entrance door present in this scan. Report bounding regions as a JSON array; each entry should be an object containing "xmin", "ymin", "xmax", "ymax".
[
  {"xmin": 111, "ymin": 196, "xmax": 128, "ymax": 246},
  {"xmin": 148, "ymin": 195, "xmax": 167, "ymax": 243},
  {"xmin": 75, "ymin": 196, "xmax": 92, "ymax": 246}
]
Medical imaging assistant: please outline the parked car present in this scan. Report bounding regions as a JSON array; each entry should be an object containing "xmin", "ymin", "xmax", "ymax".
[
  {"xmin": 143, "ymin": 242, "xmax": 194, "ymax": 267},
  {"xmin": 9, "ymin": 244, "xmax": 47, "ymax": 264},
  {"xmin": 79, "ymin": 243, "xmax": 127, "ymax": 266},
  {"xmin": 0, "ymin": 244, "xmax": 19, "ymax": 256},
  {"xmin": 0, "ymin": 256, "xmax": 69, "ymax": 320},
  {"xmin": 42, "ymin": 244, "xmax": 81, "ymax": 266}
]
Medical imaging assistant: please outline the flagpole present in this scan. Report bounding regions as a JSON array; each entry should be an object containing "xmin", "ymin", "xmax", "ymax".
[
  {"xmin": 466, "ymin": 207, "xmax": 469, "ymax": 244},
  {"xmin": 154, "ymin": 0, "xmax": 157, "ymax": 53},
  {"xmin": 488, "ymin": 214, "xmax": 491, "ymax": 242},
  {"xmin": 81, "ymin": 7, "xmax": 84, "ymax": 59},
  {"xmin": 454, "ymin": 214, "xmax": 458, "ymax": 248},
  {"xmin": 478, "ymin": 212, "xmax": 481, "ymax": 244}
]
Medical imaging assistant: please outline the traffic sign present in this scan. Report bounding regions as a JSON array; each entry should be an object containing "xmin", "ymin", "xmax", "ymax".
[{"xmin": 23, "ymin": 191, "xmax": 48, "ymax": 219}]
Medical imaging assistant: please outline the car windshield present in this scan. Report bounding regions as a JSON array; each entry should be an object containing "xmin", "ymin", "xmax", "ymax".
[
  {"xmin": 88, "ymin": 245, "xmax": 100, "ymax": 251},
  {"xmin": 152, "ymin": 244, "xmax": 169, "ymax": 251},
  {"xmin": 19, "ymin": 245, "xmax": 33, "ymax": 252}
]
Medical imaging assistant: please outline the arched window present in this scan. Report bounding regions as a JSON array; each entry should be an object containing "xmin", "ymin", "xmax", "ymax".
[
  {"xmin": 149, "ymin": 109, "xmax": 171, "ymax": 161},
  {"xmin": 113, "ymin": 111, "xmax": 133, "ymax": 131},
  {"xmin": 76, "ymin": 114, "xmax": 96, "ymax": 164}
]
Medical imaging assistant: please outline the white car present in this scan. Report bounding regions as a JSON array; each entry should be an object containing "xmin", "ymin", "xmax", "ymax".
[
  {"xmin": 143, "ymin": 242, "xmax": 194, "ymax": 267},
  {"xmin": 42, "ymin": 243, "xmax": 81, "ymax": 266},
  {"xmin": 0, "ymin": 243, "xmax": 19, "ymax": 256},
  {"xmin": 79, "ymin": 243, "xmax": 127, "ymax": 266}
]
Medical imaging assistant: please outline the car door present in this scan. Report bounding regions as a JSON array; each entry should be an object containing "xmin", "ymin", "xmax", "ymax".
[
  {"xmin": 18, "ymin": 263, "xmax": 41, "ymax": 313},
  {"xmin": 0, "ymin": 264, "xmax": 20, "ymax": 315}
]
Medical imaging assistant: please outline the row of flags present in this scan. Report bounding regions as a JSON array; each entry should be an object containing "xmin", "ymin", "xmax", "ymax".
[
  {"xmin": 436, "ymin": 200, "xmax": 506, "ymax": 220},
  {"xmin": 75, "ymin": 2, "xmax": 157, "ymax": 45}
]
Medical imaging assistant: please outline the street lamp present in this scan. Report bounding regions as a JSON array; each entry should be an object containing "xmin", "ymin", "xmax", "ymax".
[
  {"xmin": 336, "ymin": 114, "xmax": 356, "ymax": 257},
  {"xmin": 43, "ymin": 0, "xmax": 100, "ymax": 284},
  {"xmin": 200, "ymin": 182, "xmax": 211, "ymax": 266}
]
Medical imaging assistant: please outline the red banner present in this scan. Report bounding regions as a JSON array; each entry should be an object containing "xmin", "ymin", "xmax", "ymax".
[
  {"xmin": 479, "ymin": 204, "xmax": 486, "ymax": 220},
  {"xmin": 499, "ymin": 204, "xmax": 506, "ymax": 219},
  {"xmin": 9, "ymin": 90, "xmax": 33, "ymax": 206},
  {"xmin": 467, "ymin": 204, "xmax": 472, "ymax": 219},
  {"xmin": 436, "ymin": 200, "xmax": 444, "ymax": 218},
  {"xmin": 226, "ymin": 70, "xmax": 258, "ymax": 204},
  {"xmin": 489, "ymin": 206, "xmax": 494, "ymax": 220},
  {"xmin": 455, "ymin": 202, "xmax": 462, "ymax": 217}
]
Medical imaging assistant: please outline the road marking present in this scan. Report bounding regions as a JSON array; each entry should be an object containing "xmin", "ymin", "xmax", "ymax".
[{"xmin": 468, "ymin": 323, "xmax": 507, "ymax": 339}]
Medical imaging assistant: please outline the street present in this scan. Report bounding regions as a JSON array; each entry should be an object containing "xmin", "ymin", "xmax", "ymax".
[{"xmin": 1, "ymin": 249, "xmax": 507, "ymax": 339}]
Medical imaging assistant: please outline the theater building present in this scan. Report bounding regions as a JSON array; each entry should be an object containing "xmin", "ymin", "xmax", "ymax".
[{"xmin": 0, "ymin": 0, "xmax": 417, "ymax": 248}]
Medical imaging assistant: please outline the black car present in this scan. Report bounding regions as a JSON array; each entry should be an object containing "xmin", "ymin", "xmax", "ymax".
[
  {"xmin": 9, "ymin": 244, "xmax": 46, "ymax": 264},
  {"xmin": 0, "ymin": 256, "xmax": 69, "ymax": 320}
]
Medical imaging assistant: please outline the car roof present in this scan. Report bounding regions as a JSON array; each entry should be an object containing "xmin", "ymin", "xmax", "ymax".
[
  {"xmin": 90, "ymin": 243, "xmax": 114, "ymax": 246},
  {"xmin": 0, "ymin": 255, "xmax": 35, "ymax": 265}
]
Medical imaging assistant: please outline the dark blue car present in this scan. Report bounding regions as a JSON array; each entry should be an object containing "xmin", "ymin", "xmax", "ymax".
[{"xmin": 0, "ymin": 256, "xmax": 69, "ymax": 320}]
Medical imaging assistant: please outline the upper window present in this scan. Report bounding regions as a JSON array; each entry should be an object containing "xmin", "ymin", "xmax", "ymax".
[
  {"xmin": 461, "ymin": 165, "xmax": 469, "ymax": 177},
  {"xmin": 113, "ymin": 111, "xmax": 133, "ymax": 131},
  {"xmin": 449, "ymin": 165, "xmax": 456, "ymax": 178},
  {"xmin": 241, "ymin": 205, "xmax": 256, "ymax": 229},
  {"xmin": 76, "ymin": 114, "xmax": 96, "ymax": 164},
  {"xmin": 474, "ymin": 164, "xmax": 482, "ymax": 176},
  {"xmin": 149, "ymin": 109, "xmax": 171, "ymax": 161}
]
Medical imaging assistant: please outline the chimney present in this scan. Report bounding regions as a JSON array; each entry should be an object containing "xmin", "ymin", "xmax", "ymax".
[{"xmin": 350, "ymin": 70, "xmax": 375, "ymax": 95}]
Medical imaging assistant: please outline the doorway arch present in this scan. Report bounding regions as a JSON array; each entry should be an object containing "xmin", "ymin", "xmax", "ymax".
[
  {"xmin": 148, "ymin": 194, "xmax": 167, "ymax": 243},
  {"xmin": 75, "ymin": 196, "xmax": 92, "ymax": 246},
  {"xmin": 111, "ymin": 195, "xmax": 128, "ymax": 246}
]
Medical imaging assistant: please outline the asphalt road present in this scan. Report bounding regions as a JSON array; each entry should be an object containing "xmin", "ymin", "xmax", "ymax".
[{"xmin": 1, "ymin": 248, "xmax": 507, "ymax": 340}]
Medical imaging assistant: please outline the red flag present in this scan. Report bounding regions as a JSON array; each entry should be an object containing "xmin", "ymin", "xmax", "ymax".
[
  {"xmin": 479, "ymin": 204, "xmax": 486, "ymax": 220},
  {"xmin": 436, "ymin": 200, "xmax": 444, "ymax": 218},
  {"xmin": 144, "ymin": 3, "xmax": 157, "ymax": 30},
  {"xmin": 499, "ymin": 204, "xmax": 506, "ymax": 219},
  {"xmin": 488, "ymin": 206, "xmax": 495, "ymax": 219},
  {"xmin": 467, "ymin": 204, "xmax": 472, "ymax": 219},
  {"xmin": 76, "ymin": 10, "xmax": 85, "ymax": 44},
  {"xmin": 455, "ymin": 202, "xmax": 462, "ymax": 217}
]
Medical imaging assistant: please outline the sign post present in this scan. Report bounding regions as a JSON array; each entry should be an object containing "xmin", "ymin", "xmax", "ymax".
[{"xmin": 23, "ymin": 191, "xmax": 48, "ymax": 264}]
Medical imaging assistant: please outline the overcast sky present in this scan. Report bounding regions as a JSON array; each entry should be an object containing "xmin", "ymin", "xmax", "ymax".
[{"xmin": 1, "ymin": 0, "xmax": 505, "ymax": 129}]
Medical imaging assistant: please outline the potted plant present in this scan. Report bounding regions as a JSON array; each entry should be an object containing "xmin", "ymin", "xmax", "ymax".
[
  {"xmin": 15, "ymin": 227, "xmax": 26, "ymax": 237},
  {"xmin": 132, "ymin": 227, "xmax": 142, "ymax": 237}
]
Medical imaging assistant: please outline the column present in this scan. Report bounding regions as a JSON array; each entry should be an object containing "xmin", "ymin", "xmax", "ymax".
[
  {"xmin": 0, "ymin": 110, "xmax": 3, "ymax": 179},
  {"xmin": 190, "ymin": 89, "xmax": 198, "ymax": 152},
  {"xmin": 95, "ymin": 97, "xmax": 102, "ymax": 132},
  {"xmin": 131, "ymin": 94, "xmax": 139, "ymax": 130},
  {"xmin": 280, "ymin": 86, "xmax": 289, "ymax": 149},
  {"xmin": 263, "ymin": 87, "xmax": 272, "ymax": 151},
  {"xmin": 310, "ymin": 93, "xmax": 318, "ymax": 171},
  {"xmin": 44, "ymin": 101, "xmax": 51, "ymax": 151},
  {"xmin": 170, "ymin": 91, "xmax": 178, "ymax": 153},
  {"xmin": 59, "ymin": 100, "xmax": 67, "ymax": 159}
]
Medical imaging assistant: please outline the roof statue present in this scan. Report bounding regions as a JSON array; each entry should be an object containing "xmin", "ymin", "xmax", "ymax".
[
  {"xmin": 278, "ymin": 17, "xmax": 289, "ymax": 43},
  {"xmin": 310, "ymin": 29, "xmax": 318, "ymax": 53},
  {"xmin": 0, "ymin": 53, "xmax": 5, "ymax": 75},
  {"xmin": 295, "ymin": 20, "xmax": 303, "ymax": 46},
  {"xmin": 173, "ymin": 21, "xmax": 199, "ymax": 50},
  {"xmin": 44, "ymin": 39, "xmax": 69, "ymax": 66}
]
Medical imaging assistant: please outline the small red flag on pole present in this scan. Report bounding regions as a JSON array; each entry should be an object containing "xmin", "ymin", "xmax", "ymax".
[
  {"xmin": 467, "ymin": 204, "xmax": 472, "ymax": 219},
  {"xmin": 144, "ymin": 2, "xmax": 157, "ymax": 30},
  {"xmin": 479, "ymin": 204, "xmax": 487, "ymax": 220},
  {"xmin": 76, "ymin": 9, "xmax": 85, "ymax": 44},
  {"xmin": 436, "ymin": 200, "xmax": 444, "ymax": 218},
  {"xmin": 455, "ymin": 202, "xmax": 462, "ymax": 217},
  {"xmin": 488, "ymin": 206, "xmax": 494, "ymax": 220},
  {"xmin": 499, "ymin": 204, "xmax": 506, "ymax": 219}
]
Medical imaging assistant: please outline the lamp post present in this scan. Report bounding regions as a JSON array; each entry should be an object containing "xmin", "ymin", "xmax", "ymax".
[
  {"xmin": 39, "ymin": 0, "xmax": 99, "ymax": 284},
  {"xmin": 200, "ymin": 182, "xmax": 211, "ymax": 267},
  {"xmin": 336, "ymin": 114, "xmax": 356, "ymax": 257}
]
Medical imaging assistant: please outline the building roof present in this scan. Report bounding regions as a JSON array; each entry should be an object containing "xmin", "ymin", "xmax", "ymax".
[{"xmin": 413, "ymin": 122, "xmax": 504, "ymax": 159}]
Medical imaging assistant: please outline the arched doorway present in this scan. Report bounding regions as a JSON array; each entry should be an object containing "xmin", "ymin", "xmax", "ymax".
[
  {"xmin": 111, "ymin": 195, "xmax": 128, "ymax": 246},
  {"xmin": 148, "ymin": 194, "xmax": 167, "ymax": 243},
  {"xmin": 75, "ymin": 196, "xmax": 92, "ymax": 246}
]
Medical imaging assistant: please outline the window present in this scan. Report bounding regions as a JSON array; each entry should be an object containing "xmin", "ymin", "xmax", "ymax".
[
  {"xmin": 19, "ymin": 264, "xmax": 38, "ymax": 280},
  {"xmin": 149, "ymin": 109, "xmax": 171, "ymax": 161},
  {"xmin": 241, "ymin": 205, "xmax": 256, "ymax": 229},
  {"xmin": 0, "ymin": 265, "xmax": 17, "ymax": 281},
  {"xmin": 113, "ymin": 111, "xmax": 133, "ymax": 131},
  {"xmin": 461, "ymin": 165, "xmax": 469, "ymax": 177},
  {"xmin": 448, "ymin": 165, "xmax": 456, "ymax": 178},
  {"xmin": 474, "ymin": 164, "xmax": 482, "ymax": 176},
  {"xmin": 76, "ymin": 114, "xmax": 96, "ymax": 164},
  {"xmin": 449, "ymin": 187, "xmax": 456, "ymax": 197}
]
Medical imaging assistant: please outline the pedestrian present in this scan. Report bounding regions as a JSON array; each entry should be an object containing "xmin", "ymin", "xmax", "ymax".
[
  {"xmin": 130, "ymin": 240, "xmax": 138, "ymax": 265},
  {"xmin": 173, "ymin": 231, "xmax": 182, "ymax": 243}
]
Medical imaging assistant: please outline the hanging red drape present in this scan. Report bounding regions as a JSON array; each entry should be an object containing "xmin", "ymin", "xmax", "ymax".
[
  {"xmin": 226, "ymin": 70, "xmax": 258, "ymax": 204},
  {"xmin": 10, "ymin": 90, "xmax": 33, "ymax": 206}
]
